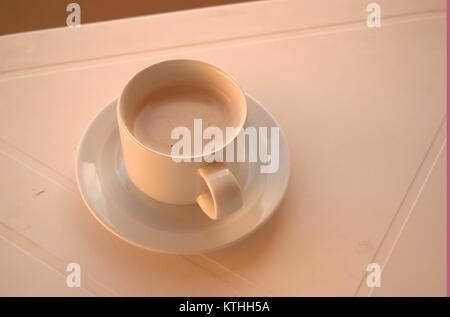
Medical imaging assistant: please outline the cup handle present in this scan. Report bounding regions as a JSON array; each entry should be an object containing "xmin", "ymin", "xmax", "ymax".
[{"xmin": 196, "ymin": 163, "xmax": 243, "ymax": 220}]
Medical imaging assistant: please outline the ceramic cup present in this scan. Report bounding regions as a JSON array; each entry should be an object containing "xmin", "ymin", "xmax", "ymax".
[{"xmin": 117, "ymin": 60, "xmax": 246, "ymax": 220}]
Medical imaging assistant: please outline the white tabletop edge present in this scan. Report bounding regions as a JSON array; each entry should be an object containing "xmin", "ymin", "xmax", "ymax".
[{"xmin": 0, "ymin": 0, "xmax": 445, "ymax": 74}]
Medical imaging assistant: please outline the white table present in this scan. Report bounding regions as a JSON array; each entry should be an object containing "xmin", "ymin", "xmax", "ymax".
[{"xmin": 0, "ymin": 0, "xmax": 446, "ymax": 296}]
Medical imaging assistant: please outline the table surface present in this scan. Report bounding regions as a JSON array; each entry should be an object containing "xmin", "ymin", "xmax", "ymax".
[{"xmin": 0, "ymin": 0, "xmax": 446, "ymax": 296}]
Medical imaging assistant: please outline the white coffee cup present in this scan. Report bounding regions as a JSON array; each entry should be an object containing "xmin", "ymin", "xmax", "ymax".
[{"xmin": 117, "ymin": 60, "xmax": 246, "ymax": 220}]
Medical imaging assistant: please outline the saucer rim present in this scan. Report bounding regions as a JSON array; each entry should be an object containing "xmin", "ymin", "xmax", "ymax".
[{"xmin": 75, "ymin": 93, "xmax": 290, "ymax": 254}]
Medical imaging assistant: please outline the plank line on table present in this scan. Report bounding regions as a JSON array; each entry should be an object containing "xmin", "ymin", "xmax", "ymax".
[
  {"xmin": 0, "ymin": 138, "xmax": 263, "ymax": 295},
  {"xmin": 355, "ymin": 118, "xmax": 446, "ymax": 295},
  {"xmin": 0, "ymin": 11, "xmax": 445, "ymax": 82},
  {"xmin": 0, "ymin": 222, "xmax": 117, "ymax": 296},
  {"xmin": 0, "ymin": 0, "xmax": 445, "ymax": 74}
]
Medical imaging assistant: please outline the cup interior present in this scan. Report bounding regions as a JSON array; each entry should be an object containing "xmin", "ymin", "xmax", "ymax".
[{"xmin": 118, "ymin": 60, "xmax": 247, "ymax": 158}]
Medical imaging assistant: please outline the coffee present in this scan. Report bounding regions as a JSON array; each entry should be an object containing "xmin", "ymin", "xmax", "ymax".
[{"xmin": 131, "ymin": 84, "xmax": 235, "ymax": 155}]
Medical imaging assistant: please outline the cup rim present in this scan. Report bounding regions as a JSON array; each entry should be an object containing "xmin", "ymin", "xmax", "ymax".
[{"xmin": 117, "ymin": 59, "xmax": 248, "ymax": 160}]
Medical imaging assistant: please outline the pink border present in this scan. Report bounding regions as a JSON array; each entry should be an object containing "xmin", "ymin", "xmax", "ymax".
[{"xmin": 447, "ymin": 0, "xmax": 449, "ymax": 297}]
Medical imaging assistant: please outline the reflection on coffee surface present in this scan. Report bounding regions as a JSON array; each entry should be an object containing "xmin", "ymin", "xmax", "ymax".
[{"xmin": 131, "ymin": 84, "xmax": 236, "ymax": 155}]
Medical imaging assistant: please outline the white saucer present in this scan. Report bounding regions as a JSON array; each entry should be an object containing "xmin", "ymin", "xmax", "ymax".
[{"xmin": 76, "ymin": 95, "xmax": 290, "ymax": 254}]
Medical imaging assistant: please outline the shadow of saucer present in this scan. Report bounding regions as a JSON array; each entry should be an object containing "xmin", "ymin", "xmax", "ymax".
[{"xmin": 206, "ymin": 186, "xmax": 292, "ymax": 269}]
